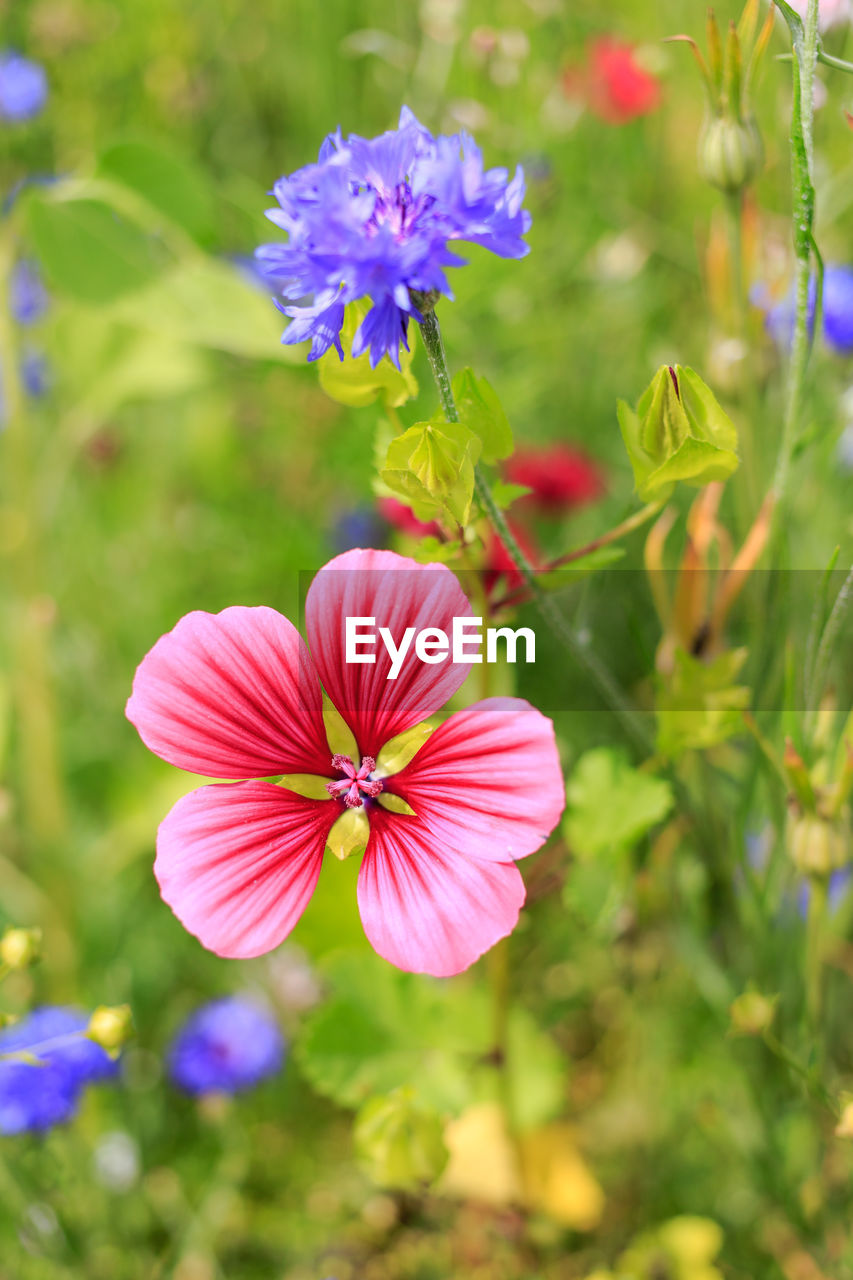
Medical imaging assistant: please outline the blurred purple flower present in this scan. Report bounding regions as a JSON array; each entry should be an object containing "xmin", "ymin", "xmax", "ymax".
[
  {"xmin": 0, "ymin": 1007, "xmax": 119, "ymax": 1135},
  {"xmin": 0, "ymin": 52, "xmax": 48, "ymax": 123},
  {"xmin": 760, "ymin": 265, "xmax": 853, "ymax": 357},
  {"xmin": 333, "ymin": 507, "xmax": 387, "ymax": 553},
  {"xmin": 10, "ymin": 259, "xmax": 48, "ymax": 325},
  {"xmin": 255, "ymin": 106, "xmax": 531, "ymax": 369},
  {"xmin": 168, "ymin": 997, "xmax": 285, "ymax": 1096},
  {"xmin": 20, "ymin": 348, "xmax": 50, "ymax": 397},
  {"xmin": 798, "ymin": 867, "xmax": 851, "ymax": 919}
]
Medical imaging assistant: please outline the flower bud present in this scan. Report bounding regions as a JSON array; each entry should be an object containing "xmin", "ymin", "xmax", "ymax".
[
  {"xmin": 699, "ymin": 113, "xmax": 763, "ymax": 196},
  {"xmin": 87, "ymin": 1004, "xmax": 133, "ymax": 1054},
  {"xmin": 617, "ymin": 364, "xmax": 739, "ymax": 502},
  {"xmin": 787, "ymin": 812, "xmax": 848, "ymax": 878},
  {"xmin": 729, "ymin": 988, "xmax": 777, "ymax": 1036},
  {"xmin": 354, "ymin": 1087, "xmax": 448, "ymax": 1190},
  {"xmin": 0, "ymin": 926, "xmax": 42, "ymax": 971}
]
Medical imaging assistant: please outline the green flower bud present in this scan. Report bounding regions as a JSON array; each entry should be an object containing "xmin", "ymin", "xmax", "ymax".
[
  {"xmin": 699, "ymin": 113, "xmax": 763, "ymax": 196},
  {"xmin": 87, "ymin": 1004, "xmax": 133, "ymax": 1054},
  {"xmin": 354, "ymin": 1087, "xmax": 448, "ymax": 1191},
  {"xmin": 787, "ymin": 812, "xmax": 848, "ymax": 878},
  {"xmin": 617, "ymin": 365, "xmax": 739, "ymax": 502},
  {"xmin": 729, "ymin": 988, "xmax": 777, "ymax": 1036},
  {"xmin": 0, "ymin": 926, "xmax": 42, "ymax": 971}
]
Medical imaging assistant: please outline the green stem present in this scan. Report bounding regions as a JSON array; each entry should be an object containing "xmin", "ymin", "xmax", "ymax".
[
  {"xmin": 0, "ymin": 222, "xmax": 67, "ymax": 847},
  {"xmin": 805, "ymin": 873, "xmax": 828, "ymax": 1034},
  {"xmin": 772, "ymin": 0, "xmax": 821, "ymax": 509},
  {"xmin": 416, "ymin": 305, "xmax": 652, "ymax": 754}
]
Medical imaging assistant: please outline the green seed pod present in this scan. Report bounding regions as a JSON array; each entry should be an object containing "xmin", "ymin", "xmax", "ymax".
[
  {"xmin": 699, "ymin": 113, "xmax": 764, "ymax": 196},
  {"xmin": 354, "ymin": 1087, "xmax": 448, "ymax": 1190},
  {"xmin": 787, "ymin": 812, "xmax": 848, "ymax": 877}
]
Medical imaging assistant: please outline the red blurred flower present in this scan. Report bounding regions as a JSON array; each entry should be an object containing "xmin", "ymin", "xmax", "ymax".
[
  {"xmin": 567, "ymin": 37, "xmax": 662, "ymax": 125},
  {"xmin": 505, "ymin": 443, "xmax": 605, "ymax": 515},
  {"xmin": 484, "ymin": 522, "xmax": 542, "ymax": 596},
  {"xmin": 377, "ymin": 497, "xmax": 441, "ymax": 540}
]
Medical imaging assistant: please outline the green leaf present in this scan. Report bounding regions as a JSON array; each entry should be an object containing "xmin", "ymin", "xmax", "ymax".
[
  {"xmin": 656, "ymin": 648, "xmax": 751, "ymax": 758},
  {"xmin": 564, "ymin": 748, "xmax": 674, "ymax": 860},
  {"xmin": 26, "ymin": 194, "xmax": 168, "ymax": 304},
  {"xmin": 450, "ymin": 368, "xmax": 513, "ymax": 463},
  {"xmin": 297, "ymin": 951, "xmax": 563, "ymax": 1129},
  {"xmin": 318, "ymin": 301, "xmax": 418, "ymax": 408},
  {"xmin": 381, "ymin": 418, "xmax": 481, "ymax": 526},
  {"xmin": 106, "ymin": 257, "xmax": 294, "ymax": 357},
  {"xmin": 490, "ymin": 482, "xmax": 531, "ymax": 510},
  {"xmin": 410, "ymin": 536, "xmax": 462, "ymax": 564},
  {"xmin": 96, "ymin": 139, "xmax": 216, "ymax": 243}
]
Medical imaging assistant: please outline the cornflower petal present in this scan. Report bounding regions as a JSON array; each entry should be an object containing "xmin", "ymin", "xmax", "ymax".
[
  {"xmin": 126, "ymin": 606, "xmax": 330, "ymax": 779},
  {"xmin": 357, "ymin": 807, "xmax": 526, "ymax": 977},
  {"xmin": 385, "ymin": 698, "xmax": 565, "ymax": 863},
  {"xmin": 305, "ymin": 549, "xmax": 473, "ymax": 758},
  {"xmin": 155, "ymin": 782, "xmax": 336, "ymax": 959}
]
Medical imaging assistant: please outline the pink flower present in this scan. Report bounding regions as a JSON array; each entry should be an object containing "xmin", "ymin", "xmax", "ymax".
[{"xmin": 126, "ymin": 550, "xmax": 564, "ymax": 978}]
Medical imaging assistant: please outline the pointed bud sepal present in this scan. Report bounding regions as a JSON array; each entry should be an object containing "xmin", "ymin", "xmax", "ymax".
[{"xmin": 618, "ymin": 365, "xmax": 739, "ymax": 502}]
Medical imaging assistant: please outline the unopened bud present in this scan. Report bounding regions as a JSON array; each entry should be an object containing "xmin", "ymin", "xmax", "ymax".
[
  {"xmin": 0, "ymin": 926, "xmax": 42, "ymax": 971},
  {"xmin": 730, "ymin": 988, "xmax": 777, "ymax": 1036},
  {"xmin": 699, "ymin": 114, "xmax": 763, "ymax": 196},
  {"xmin": 835, "ymin": 1099, "xmax": 853, "ymax": 1139},
  {"xmin": 354, "ymin": 1087, "xmax": 448, "ymax": 1190},
  {"xmin": 87, "ymin": 1004, "xmax": 133, "ymax": 1054},
  {"xmin": 788, "ymin": 812, "xmax": 848, "ymax": 877}
]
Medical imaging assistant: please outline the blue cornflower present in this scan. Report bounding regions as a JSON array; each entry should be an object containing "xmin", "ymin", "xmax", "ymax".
[
  {"xmin": 0, "ymin": 52, "xmax": 48, "ymax": 123},
  {"xmin": 10, "ymin": 260, "xmax": 48, "ymax": 326},
  {"xmin": 798, "ymin": 867, "xmax": 851, "ymax": 920},
  {"xmin": 168, "ymin": 997, "xmax": 285, "ymax": 1096},
  {"xmin": 761, "ymin": 265, "xmax": 853, "ymax": 357},
  {"xmin": 333, "ymin": 507, "xmax": 387, "ymax": 553},
  {"xmin": 255, "ymin": 106, "xmax": 531, "ymax": 369},
  {"xmin": 0, "ymin": 1007, "xmax": 119, "ymax": 1135}
]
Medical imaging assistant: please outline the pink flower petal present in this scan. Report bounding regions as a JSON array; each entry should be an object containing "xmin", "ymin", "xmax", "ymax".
[
  {"xmin": 358, "ymin": 807, "xmax": 525, "ymax": 976},
  {"xmin": 155, "ymin": 782, "xmax": 335, "ymax": 958},
  {"xmin": 385, "ymin": 697, "xmax": 564, "ymax": 862},
  {"xmin": 305, "ymin": 549, "xmax": 474, "ymax": 757},
  {"xmin": 127, "ymin": 607, "xmax": 330, "ymax": 778}
]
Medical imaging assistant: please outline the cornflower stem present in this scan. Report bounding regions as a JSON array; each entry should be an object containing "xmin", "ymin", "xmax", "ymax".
[
  {"xmin": 0, "ymin": 221, "xmax": 67, "ymax": 847},
  {"xmin": 772, "ymin": 0, "xmax": 821, "ymax": 512},
  {"xmin": 415, "ymin": 305, "xmax": 652, "ymax": 755},
  {"xmin": 805, "ymin": 874, "xmax": 828, "ymax": 1037}
]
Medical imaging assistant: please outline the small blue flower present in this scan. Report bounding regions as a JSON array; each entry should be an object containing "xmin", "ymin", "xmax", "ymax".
[
  {"xmin": 0, "ymin": 52, "xmax": 48, "ymax": 123},
  {"xmin": 168, "ymin": 997, "xmax": 285, "ymax": 1096},
  {"xmin": 761, "ymin": 265, "xmax": 853, "ymax": 357},
  {"xmin": 20, "ymin": 349, "xmax": 50, "ymax": 398},
  {"xmin": 0, "ymin": 1007, "xmax": 119, "ymax": 1136},
  {"xmin": 10, "ymin": 260, "xmax": 48, "ymax": 326},
  {"xmin": 256, "ymin": 106, "xmax": 531, "ymax": 370}
]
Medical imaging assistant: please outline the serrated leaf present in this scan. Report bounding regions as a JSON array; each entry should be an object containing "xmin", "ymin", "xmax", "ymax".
[
  {"xmin": 450, "ymin": 368, "xmax": 513, "ymax": 463},
  {"xmin": 318, "ymin": 301, "xmax": 418, "ymax": 408},
  {"xmin": 297, "ymin": 951, "xmax": 563, "ymax": 1128},
  {"xmin": 564, "ymin": 748, "xmax": 674, "ymax": 860}
]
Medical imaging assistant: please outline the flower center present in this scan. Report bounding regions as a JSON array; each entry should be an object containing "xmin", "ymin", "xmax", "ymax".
[
  {"xmin": 361, "ymin": 180, "xmax": 435, "ymax": 242},
  {"xmin": 325, "ymin": 754, "xmax": 384, "ymax": 809}
]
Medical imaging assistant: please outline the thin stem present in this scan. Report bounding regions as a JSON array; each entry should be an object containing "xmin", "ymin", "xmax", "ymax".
[
  {"xmin": 805, "ymin": 874, "xmax": 828, "ymax": 1035},
  {"xmin": 772, "ymin": 0, "xmax": 820, "ymax": 509},
  {"xmin": 416, "ymin": 306, "xmax": 652, "ymax": 754},
  {"xmin": 0, "ymin": 222, "xmax": 67, "ymax": 846}
]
